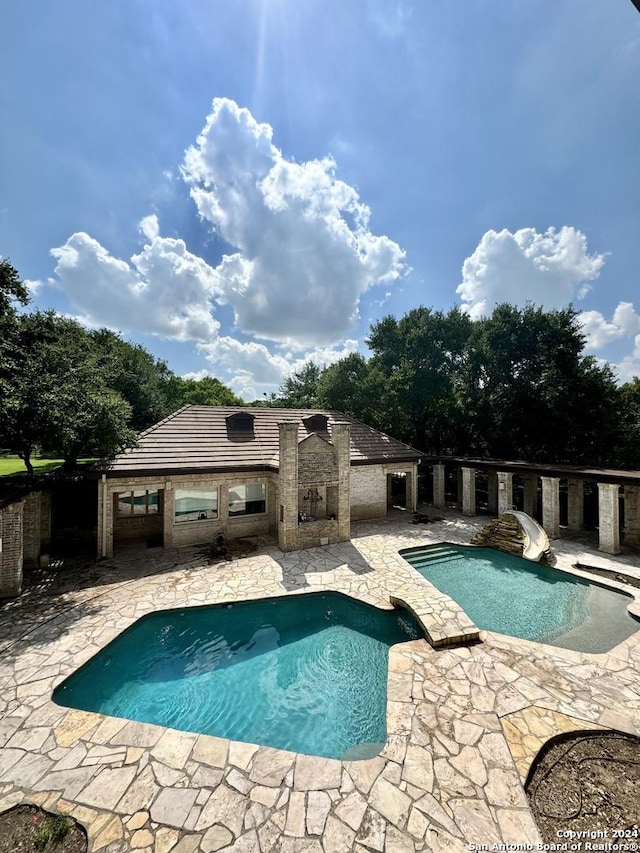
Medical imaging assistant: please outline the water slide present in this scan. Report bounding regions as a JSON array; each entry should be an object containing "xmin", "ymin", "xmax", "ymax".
[{"xmin": 508, "ymin": 510, "xmax": 550, "ymax": 562}]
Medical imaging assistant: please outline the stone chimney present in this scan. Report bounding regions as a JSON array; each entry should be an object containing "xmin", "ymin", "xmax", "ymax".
[
  {"xmin": 278, "ymin": 421, "xmax": 299, "ymax": 552},
  {"xmin": 331, "ymin": 421, "xmax": 351, "ymax": 542}
]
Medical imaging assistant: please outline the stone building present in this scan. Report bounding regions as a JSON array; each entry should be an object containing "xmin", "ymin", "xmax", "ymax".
[{"xmin": 96, "ymin": 406, "xmax": 423, "ymax": 557}]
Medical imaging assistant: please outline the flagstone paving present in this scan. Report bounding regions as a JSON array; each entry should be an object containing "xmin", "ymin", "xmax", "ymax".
[{"xmin": 1, "ymin": 510, "xmax": 640, "ymax": 852}]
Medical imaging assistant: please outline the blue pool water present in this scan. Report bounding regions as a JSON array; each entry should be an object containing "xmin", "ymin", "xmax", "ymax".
[
  {"xmin": 53, "ymin": 592, "xmax": 422, "ymax": 760},
  {"xmin": 401, "ymin": 544, "xmax": 639, "ymax": 653}
]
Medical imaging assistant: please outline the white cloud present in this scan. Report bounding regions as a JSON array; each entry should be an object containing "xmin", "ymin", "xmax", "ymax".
[
  {"xmin": 578, "ymin": 301, "xmax": 640, "ymax": 351},
  {"xmin": 578, "ymin": 301, "xmax": 640, "ymax": 383},
  {"xmin": 182, "ymin": 98, "xmax": 407, "ymax": 346},
  {"xmin": 457, "ymin": 227, "xmax": 605, "ymax": 318},
  {"xmin": 198, "ymin": 336, "xmax": 359, "ymax": 399},
  {"xmin": 50, "ymin": 221, "xmax": 221, "ymax": 341},
  {"xmin": 24, "ymin": 279, "xmax": 42, "ymax": 295},
  {"xmin": 578, "ymin": 310, "xmax": 625, "ymax": 349},
  {"xmin": 609, "ymin": 334, "xmax": 640, "ymax": 384}
]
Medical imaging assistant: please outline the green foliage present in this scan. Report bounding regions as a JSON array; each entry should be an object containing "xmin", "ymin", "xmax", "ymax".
[
  {"xmin": 615, "ymin": 378, "xmax": 640, "ymax": 468},
  {"xmin": 460, "ymin": 304, "xmax": 620, "ymax": 462},
  {"xmin": 277, "ymin": 362, "xmax": 324, "ymax": 408},
  {"xmin": 0, "ymin": 258, "xmax": 30, "ymax": 318},
  {"xmin": 366, "ymin": 306, "xmax": 473, "ymax": 450},
  {"xmin": 166, "ymin": 375, "xmax": 244, "ymax": 409},
  {"xmin": 32, "ymin": 813, "xmax": 72, "ymax": 850},
  {"xmin": 90, "ymin": 329, "xmax": 174, "ymax": 432},
  {"xmin": 0, "ymin": 262, "xmax": 243, "ymax": 470},
  {"xmin": 0, "ymin": 311, "xmax": 136, "ymax": 473}
]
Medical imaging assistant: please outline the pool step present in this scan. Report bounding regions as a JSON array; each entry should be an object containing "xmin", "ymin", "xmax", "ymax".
[{"xmin": 404, "ymin": 547, "xmax": 462, "ymax": 568}]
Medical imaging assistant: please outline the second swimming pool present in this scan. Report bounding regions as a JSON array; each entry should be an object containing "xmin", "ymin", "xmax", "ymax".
[{"xmin": 400, "ymin": 544, "xmax": 639, "ymax": 653}]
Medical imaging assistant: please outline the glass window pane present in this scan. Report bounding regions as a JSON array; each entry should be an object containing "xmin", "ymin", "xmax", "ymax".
[
  {"xmin": 229, "ymin": 483, "xmax": 266, "ymax": 516},
  {"xmin": 147, "ymin": 491, "xmax": 159, "ymax": 514},
  {"xmin": 132, "ymin": 490, "xmax": 149, "ymax": 514},
  {"xmin": 117, "ymin": 493, "xmax": 133, "ymax": 515},
  {"xmin": 174, "ymin": 488, "xmax": 218, "ymax": 522}
]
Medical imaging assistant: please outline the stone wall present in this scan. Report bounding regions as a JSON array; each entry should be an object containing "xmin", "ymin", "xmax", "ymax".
[
  {"xmin": 297, "ymin": 519, "xmax": 340, "ymax": 549},
  {"xmin": 350, "ymin": 465, "xmax": 387, "ymax": 520},
  {"xmin": 298, "ymin": 435, "xmax": 338, "ymax": 482},
  {"xmin": 0, "ymin": 499, "xmax": 24, "ymax": 597},
  {"xmin": 99, "ymin": 472, "xmax": 277, "ymax": 557}
]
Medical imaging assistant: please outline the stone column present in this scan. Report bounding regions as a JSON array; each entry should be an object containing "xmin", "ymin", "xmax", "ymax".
[
  {"xmin": 487, "ymin": 470, "xmax": 498, "ymax": 514},
  {"xmin": 624, "ymin": 486, "xmax": 640, "ymax": 548},
  {"xmin": 598, "ymin": 482, "xmax": 621, "ymax": 555},
  {"xmin": 411, "ymin": 463, "xmax": 419, "ymax": 512},
  {"xmin": 97, "ymin": 476, "xmax": 113, "ymax": 559},
  {"xmin": 39, "ymin": 490, "xmax": 52, "ymax": 552},
  {"xmin": 497, "ymin": 472, "xmax": 513, "ymax": 515},
  {"xmin": 22, "ymin": 491, "xmax": 41, "ymax": 570},
  {"xmin": 456, "ymin": 467, "xmax": 463, "ymax": 509},
  {"xmin": 541, "ymin": 477, "xmax": 560, "ymax": 539},
  {"xmin": 567, "ymin": 478, "xmax": 584, "ymax": 531},
  {"xmin": 523, "ymin": 475, "xmax": 537, "ymax": 517},
  {"xmin": 0, "ymin": 500, "xmax": 24, "ymax": 598},
  {"xmin": 163, "ymin": 481, "xmax": 174, "ymax": 549},
  {"xmin": 278, "ymin": 422, "xmax": 299, "ymax": 552},
  {"xmin": 332, "ymin": 422, "xmax": 352, "ymax": 542},
  {"xmin": 461, "ymin": 467, "xmax": 476, "ymax": 516},
  {"xmin": 433, "ymin": 464, "xmax": 445, "ymax": 508}
]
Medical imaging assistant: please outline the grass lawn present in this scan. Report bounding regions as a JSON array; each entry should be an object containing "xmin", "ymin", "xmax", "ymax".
[{"xmin": 0, "ymin": 456, "xmax": 96, "ymax": 477}]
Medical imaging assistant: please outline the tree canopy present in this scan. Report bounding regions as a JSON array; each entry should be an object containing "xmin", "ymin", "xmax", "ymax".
[
  {"xmin": 2, "ymin": 258, "xmax": 639, "ymax": 473},
  {"xmin": 0, "ymin": 261, "xmax": 244, "ymax": 474}
]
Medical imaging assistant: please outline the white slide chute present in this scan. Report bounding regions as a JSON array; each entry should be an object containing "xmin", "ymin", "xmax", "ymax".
[{"xmin": 508, "ymin": 511, "xmax": 550, "ymax": 562}]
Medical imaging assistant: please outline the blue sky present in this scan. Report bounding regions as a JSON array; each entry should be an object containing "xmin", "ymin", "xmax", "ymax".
[{"xmin": 3, "ymin": 0, "xmax": 640, "ymax": 398}]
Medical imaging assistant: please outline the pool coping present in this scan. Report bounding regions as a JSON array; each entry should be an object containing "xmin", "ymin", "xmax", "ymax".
[{"xmin": 1, "ymin": 511, "xmax": 639, "ymax": 852}]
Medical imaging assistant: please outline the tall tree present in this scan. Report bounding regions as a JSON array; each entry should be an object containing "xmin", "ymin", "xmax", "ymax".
[
  {"xmin": 0, "ymin": 258, "xmax": 30, "ymax": 318},
  {"xmin": 91, "ymin": 329, "xmax": 174, "ymax": 431},
  {"xmin": 615, "ymin": 378, "xmax": 640, "ymax": 468},
  {"xmin": 277, "ymin": 362, "xmax": 324, "ymax": 408},
  {"xmin": 165, "ymin": 375, "xmax": 244, "ymax": 409},
  {"xmin": 2, "ymin": 312, "xmax": 136, "ymax": 473},
  {"xmin": 366, "ymin": 306, "xmax": 473, "ymax": 451},
  {"xmin": 460, "ymin": 304, "xmax": 620, "ymax": 463}
]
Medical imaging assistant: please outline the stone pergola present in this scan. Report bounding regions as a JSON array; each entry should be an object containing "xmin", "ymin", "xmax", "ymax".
[{"xmin": 426, "ymin": 456, "xmax": 640, "ymax": 555}]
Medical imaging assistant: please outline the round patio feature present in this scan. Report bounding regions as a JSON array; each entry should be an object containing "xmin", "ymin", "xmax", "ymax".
[{"xmin": 526, "ymin": 730, "xmax": 640, "ymax": 842}]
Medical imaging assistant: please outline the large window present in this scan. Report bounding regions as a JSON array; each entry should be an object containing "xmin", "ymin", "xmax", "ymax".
[
  {"xmin": 228, "ymin": 483, "xmax": 266, "ymax": 517},
  {"xmin": 117, "ymin": 490, "xmax": 159, "ymax": 516},
  {"xmin": 174, "ymin": 488, "xmax": 218, "ymax": 523}
]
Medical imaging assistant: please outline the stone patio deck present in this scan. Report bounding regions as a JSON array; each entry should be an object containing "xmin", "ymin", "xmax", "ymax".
[{"xmin": 1, "ymin": 510, "xmax": 640, "ymax": 852}]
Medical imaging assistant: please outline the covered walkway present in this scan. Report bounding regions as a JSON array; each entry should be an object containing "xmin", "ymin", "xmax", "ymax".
[{"xmin": 424, "ymin": 456, "xmax": 640, "ymax": 556}]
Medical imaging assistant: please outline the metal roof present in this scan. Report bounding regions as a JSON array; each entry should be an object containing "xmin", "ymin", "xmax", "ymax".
[{"xmin": 101, "ymin": 406, "xmax": 423, "ymax": 477}]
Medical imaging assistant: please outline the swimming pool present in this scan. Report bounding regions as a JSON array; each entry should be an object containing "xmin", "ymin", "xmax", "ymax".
[
  {"xmin": 53, "ymin": 592, "xmax": 422, "ymax": 760},
  {"xmin": 400, "ymin": 544, "xmax": 639, "ymax": 653}
]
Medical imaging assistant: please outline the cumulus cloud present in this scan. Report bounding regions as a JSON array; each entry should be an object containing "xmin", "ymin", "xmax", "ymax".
[
  {"xmin": 578, "ymin": 301, "xmax": 640, "ymax": 383},
  {"xmin": 181, "ymin": 98, "xmax": 407, "ymax": 346},
  {"xmin": 611, "ymin": 335, "xmax": 640, "ymax": 384},
  {"xmin": 198, "ymin": 336, "xmax": 359, "ymax": 399},
  {"xmin": 50, "ymin": 221, "xmax": 221, "ymax": 340},
  {"xmin": 457, "ymin": 227, "xmax": 605, "ymax": 318}
]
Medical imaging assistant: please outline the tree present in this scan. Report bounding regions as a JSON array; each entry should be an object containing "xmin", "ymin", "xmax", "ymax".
[
  {"xmin": 2, "ymin": 312, "xmax": 136, "ymax": 474},
  {"xmin": 91, "ymin": 329, "xmax": 175, "ymax": 431},
  {"xmin": 460, "ymin": 304, "xmax": 621, "ymax": 463},
  {"xmin": 615, "ymin": 378, "xmax": 640, "ymax": 468},
  {"xmin": 277, "ymin": 362, "xmax": 324, "ymax": 408},
  {"xmin": 164, "ymin": 375, "xmax": 244, "ymax": 409},
  {"xmin": 0, "ymin": 258, "xmax": 29, "ymax": 318},
  {"xmin": 366, "ymin": 306, "xmax": 473, "ymax": 451}
]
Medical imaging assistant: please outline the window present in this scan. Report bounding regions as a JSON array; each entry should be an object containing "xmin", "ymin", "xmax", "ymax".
[
  {"xmin": 174, "ymin": 488, "xmax": 218, "ymax": 523},
  {"xmin": 117, "ymin": 490, "xmax": 159, "ymax": 516},
  {"xmin": 228, "ymin": 483, "xmax": 266, "ymax": 517}
]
